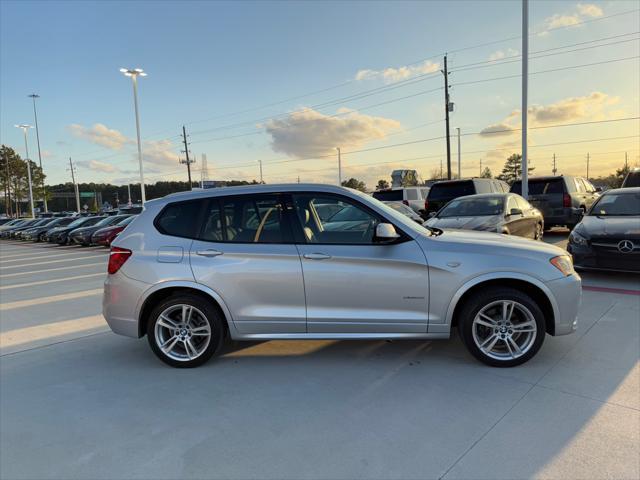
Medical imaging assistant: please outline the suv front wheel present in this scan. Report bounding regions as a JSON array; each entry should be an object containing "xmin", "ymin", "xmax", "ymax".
[
  {"xmin": 147, "ymin": 294, "xmax": 225, "ymax": 368},
  {"xmin": 458, "ymin": 287, "xmax": 545, "ymax": 367}
]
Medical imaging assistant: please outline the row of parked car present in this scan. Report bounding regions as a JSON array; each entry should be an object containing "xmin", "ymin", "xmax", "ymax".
[{"xmin": 0, "ymin": 213, "xmax": 137, "ymax": 247}]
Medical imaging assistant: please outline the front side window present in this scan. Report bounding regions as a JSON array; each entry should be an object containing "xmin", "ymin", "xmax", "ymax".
[
  {"xmin": 201, "ymin": 195, "xmax": 289, "ymax": 243},
  {"xmin": 506, "ymin": 197, "xmax": 519, "ymax": 213},
  {"xmin": 293, "ymin": 195, "xmax": 380, "ymax": 244},
  {"xmin": 406, "ymin": 189, "xmax": 418, "ymax": 200}
]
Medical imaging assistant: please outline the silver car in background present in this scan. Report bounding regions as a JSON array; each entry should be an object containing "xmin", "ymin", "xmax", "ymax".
[{"xmin": 103, "ymin": 184, "xmax": 581, "ymax": 368}]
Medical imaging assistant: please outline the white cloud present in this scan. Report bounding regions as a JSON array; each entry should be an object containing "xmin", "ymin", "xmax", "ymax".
[
  {"xmin": 142, "ymin": 139, "xmax": 178, "ymax": 166},
  {"xmin": 488, "ymin": 48, "xmax": 519, "ymax": 62},
  {"xmin": 542, "ymin": 3, "xmax": 603, "ymax": 32},
  {"xmin": 67, "ymin": 123, "xmax": 131, "ymax": 150},
  {"xmin": 355, "ymin": 60, "xmax": 440, "ymax": 83},
  {"xmin": 264, "ymin": 108, "xmax": 401, "ymax": 158},
  {"xmin": 577, "ymin": 3, "xmax": 603, "ymax": 18},
  {"xmin": 479, "ymin": 123, "xmax": 518, "ymax": 137},
  {"xmin": 76, "ymin": 159, "xmax": 119, "ymax": 173}
]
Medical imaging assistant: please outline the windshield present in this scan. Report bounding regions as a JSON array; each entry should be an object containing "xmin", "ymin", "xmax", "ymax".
[
  {"xmin": 438, "ymin": 197, "xmax": 504, "ymax": 217},
  {"xmin": 327, "ymin": 205, "xmax": 372, "ymax": 222},
  {"xmin": 117, "ymin": 215, "xmax": 135, "ymax": 226},
  {"xmin": 94, "ymin": 217, "xmax": 116, "ymax": 227},
  {"xmin": 67, "ymin": 217, "xmax": 91, "ymax": 228},
  {"xmin": 589, "ymin": 192, "xmax": 640, "ymax": 216},
  {"xmin": 372, "ymin": 190, "xmax": 403, "ymax": 201},
  {"xmin": 385, "ymin": 202, "xmax": 415, "ymax": 215}
]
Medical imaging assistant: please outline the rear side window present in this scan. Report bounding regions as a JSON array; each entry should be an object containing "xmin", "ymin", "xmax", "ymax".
[
  {"xmin": 201, "ymin": 195, "xmax": 290, "ymax": 244},
  {"xmin": 372, "ymin": 190, "xmax": 403, "ymax": 201},
  {"xmin": 155, "ymin": 200, "xmax": 203, "ymax": 238},
  {"xmin": 511, "ymin": 179, "xmax": 565, "ymax": 195},
  {"xmin": 623, "ymin": 171, "xmax": 640, "ymax": 187},
  {"xmin": 428, "ymin": 181, "xmax": 475, "ymax": 200},
  {"xmin": 405, "ymin": 189, "xmax": 418, "ymax": 200}
]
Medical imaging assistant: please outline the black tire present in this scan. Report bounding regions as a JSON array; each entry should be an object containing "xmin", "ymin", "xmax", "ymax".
[
  {"xmin": 147, "ymin": 294, "xmax": 225, "ymax": 368},
  {"xmin": 458, "ymin": 287, "xmax": 546, "ymax": 367}
]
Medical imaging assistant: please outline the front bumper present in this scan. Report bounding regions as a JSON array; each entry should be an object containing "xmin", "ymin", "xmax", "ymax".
[
  {"xmin": 545, "ymin": 273, "xmax": 582, "ymax": 336},
  {"xmin": 568, "ymin": 243, "xmax": 640, "ymax": 273}
]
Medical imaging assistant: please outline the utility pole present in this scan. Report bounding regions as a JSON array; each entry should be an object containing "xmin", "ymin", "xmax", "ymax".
[
  {"xmin": 479, "ymin": 158, "xmax": 482, "ymax": 177},
  {"xmin": 258, "ymin": 160, "xmax": 264, "ymax": 184},
  {"xmin": 297, "ymin": 175, "xmax": 300, "ymax": 184},
  {"xmin": 180, "ymin": 125, "xmax": 195, "ymax": 189},
  {"xmin": 28, "ymin": 94, "xmax": 47, "ymax": 212},
  {"xmin": 456, "ymin": 127, "xmax": 461, "ymax": 179},
  {"xmin": 337, "ymin": 147, "xmax": 342, "ymax": 185},
  {"xmin": 68, "ymin": 158, "xmax": 80, "ymax": 213},
  {"xmin": 440, "ymin": 159, "xmax": 443, "ymax": 180},
  {"xmin": 625, "ymin": 151, "xmax": 628, "ymax": 170},
  {"xmin": 127, "ymin": 184, "xmax": 132, "ymax": 206},
  {"xmin": 586, "ymin": 152, "xmax": 590, "ymax": 179},
  {"xmin": 442, "ymin": 55, "xmax": 452, "ymax": 180},
  {"xmin": 521, "ymin": 0, "xmax": 529, "ymax": 200},
  {"xmin": 3, "ymin": 149, "xmax": 11, "ymax": 217},
  {"xmin": 552, "ymin": 153, "xmax": 557, "ymax": 175}
]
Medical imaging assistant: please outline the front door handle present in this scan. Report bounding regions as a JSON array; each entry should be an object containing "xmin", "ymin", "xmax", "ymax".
[
  {"xmin": 303, "ymin": 253, "xmax": 332, "ymax": 260},
  {"xmin": 196, "ymin": 249, "xmax": 224, "ymax": 258}
]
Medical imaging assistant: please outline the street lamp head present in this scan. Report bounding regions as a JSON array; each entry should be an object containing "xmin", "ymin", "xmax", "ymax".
[
  {"xmin": 120, "ymin": 67, "xmax": 146, "ymax": 77},
  {"xmin": 14, "ymin": 124, "xmax": 33, "ymax": 130},
  {"xmin": 28, "ymin": 94, "xmax": 40, "ymax": 99}
]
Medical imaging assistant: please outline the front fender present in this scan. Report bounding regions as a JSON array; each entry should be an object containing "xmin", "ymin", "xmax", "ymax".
[{"xmin": 431, "ymin": 271, "xmax": 560, "ymax": 334}]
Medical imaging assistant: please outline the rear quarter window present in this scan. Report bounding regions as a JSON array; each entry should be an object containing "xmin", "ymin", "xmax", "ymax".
[
  {"xmin": 428, "ymin": 181, "xmax": 475, "ymax": 200},
  {"xmin": 155, "ymin": 200, "xmax": 203, "ymax": 238}
]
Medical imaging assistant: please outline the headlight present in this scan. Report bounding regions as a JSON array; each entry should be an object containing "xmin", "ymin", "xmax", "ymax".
[
  {"xmin": 550, "ymin": 255, "xmax": 574, "ymax": 276},
  {"xmin": 569, "ymin": 230, "xmax": 588, "ymax": 246}
]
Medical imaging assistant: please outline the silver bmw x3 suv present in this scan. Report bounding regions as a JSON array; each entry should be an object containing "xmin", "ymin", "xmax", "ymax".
[{"xmin": 103, "ymin": 184, "xmax": 581, "ymax": 368}]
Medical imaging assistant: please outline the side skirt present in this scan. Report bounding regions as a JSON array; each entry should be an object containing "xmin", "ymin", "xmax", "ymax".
[{"xmin": 230, "ymin": 332, "xmax": 450, "ymax": 341}]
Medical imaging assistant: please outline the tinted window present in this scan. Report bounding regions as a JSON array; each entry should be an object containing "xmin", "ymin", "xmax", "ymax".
[
  {"xmin": 372, "ymin": 190, "xmax": 403, "ymax": 201},
  {"xmin": 220, "ymin": 196, "xmax": 288, "ymax": 243},
  {"xmin": 439, "ymin": 196, "xmax": 504, "ymax": 217},
  {"xmin": 429, "ymin": 181, "xmax": 475, "ymax": 200},
  {"xmin": 506, "ymin": 196, "xmax": 519, "ymax": 213},
  {"xmin": 293, "ymin": 195, "xmax": 379, "ymax": 244},
  {"xmin": 155, "ymin": 201, "xmax": 202, "ymax": 238},
  {"xmin": 589, "ymin": 192, "xmax": 640, "ymax": 216},
  {"xmin": 511, "ymin": 179, "xmax": 564, "ymax": 195},
  {"xmin": 200, "ymin": 201, "xmax": 223, "ymax": 241},
  {"xmin": 623, "ymin": 171, "xmax": 640, "ymax": 187}
]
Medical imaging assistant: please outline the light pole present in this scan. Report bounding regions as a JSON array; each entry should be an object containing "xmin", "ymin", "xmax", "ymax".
[
  {"xmin": 521, "ymin": 0, "xmax": 529, "ymax": 199},
  {"xmin": 120, "ymin": 67, "xmax": 147, "ymax": 204},
  {"xmin": 14, "ymin": 124, "xmax": 35, "ymax": 218},
  {"xmin": 456, "ymin": 127, "xmax": 461, "ymax": 179},
  {"xmin": 28, "ymin": 93, "xmax": 47, "ymax": 212},
  {"xmin": 337, "ymin": 147, "xmax": 342, "ymax": 186}
]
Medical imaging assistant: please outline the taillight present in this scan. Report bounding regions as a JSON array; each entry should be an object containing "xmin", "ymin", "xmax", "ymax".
[
  {"xmin": 108, "ymin": 246, "xmax": 132, "ymax": 274},
  {"xmin": 402, "ymin": 200, "xmax": 409, "ymax": 206},
  {"xmin": 563, "ymin": 193, "xmax": 571, "ymax": 208},
  {"xmin": 424, "ymin": 199, "xmax": 429, "ymax": 211}
]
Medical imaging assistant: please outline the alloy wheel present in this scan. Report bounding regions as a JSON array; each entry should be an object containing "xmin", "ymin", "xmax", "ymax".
[
  {"xmin": 154, "ymin": 304, "xmax": 212, "ymax": 362},
  {"xmin": 471, "ymin": 300, "xmax": 537, "ymax": 361}
]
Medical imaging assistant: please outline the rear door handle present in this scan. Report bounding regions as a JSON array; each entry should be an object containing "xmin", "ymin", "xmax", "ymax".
[
  {"xmin": 195, "ymin": 249, "xmax": 224, "ymax": 258},
  {"xmin": 303, "ymin": 253, "xmax": 332, "ymax": 260}
]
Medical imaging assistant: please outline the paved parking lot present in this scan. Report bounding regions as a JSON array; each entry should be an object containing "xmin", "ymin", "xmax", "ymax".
[{"xmin": 1, "ymin": 238, "xmax": 638, "ymax": 480}]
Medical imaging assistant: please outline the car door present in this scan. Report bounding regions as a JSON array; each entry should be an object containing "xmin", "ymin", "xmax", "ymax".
[
  {"xmin": 189, "ymin": 193, "xmax": 307, "ymax": 334},
  {"xmin": 291, "ymin": 193, "xmax": 429, "ymax": 334}
]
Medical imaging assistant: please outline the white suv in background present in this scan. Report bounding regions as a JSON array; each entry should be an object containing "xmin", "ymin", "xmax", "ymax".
[{"xmin": 372, "ymin": 186, "xmax": 429, "ymax": 217}]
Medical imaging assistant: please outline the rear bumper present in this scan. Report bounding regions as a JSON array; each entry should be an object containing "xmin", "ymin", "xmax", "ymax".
[
  {"xmin": 545, "ymin": 273, "xmax": 581, "ymax": 336},
  {"xmin": 103, "ymin": 273, "xmax": 148, "ymax": 338},
  {"xmin": 544, "ymin": 208, "xmax": 584, "ymax": 227}
]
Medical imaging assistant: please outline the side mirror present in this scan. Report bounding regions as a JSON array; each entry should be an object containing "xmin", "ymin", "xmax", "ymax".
[
  {"xmin": 375, "ymin": 223, "xmax": 400, "ymax": 243},
  {"xmin": 594, "ymin": 186, "xmax": 603, "ymax": 192},
  {"xmin": 509, "ymin": 208, "xmax": 523, "ymax": 216},
  {"xmin": 428, "ymin": 211, "xmax": 437, "ymax": 218}
]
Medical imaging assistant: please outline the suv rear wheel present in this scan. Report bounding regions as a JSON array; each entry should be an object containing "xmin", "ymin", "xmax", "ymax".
[
  {"xmin": 147, "ymin": 294, "xmax": 225, "ymax": 368},
  {"xmin": 458, "ymin": 287, "xmax": 545, "ymax": 367}
]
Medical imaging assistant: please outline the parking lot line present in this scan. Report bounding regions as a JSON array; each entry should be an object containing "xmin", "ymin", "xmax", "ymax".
[
  {"xmin": 0, "ymin": 249, "xmax": 108, "ymax": 261},
  {"xmin": 1, "ymin": 252, "xmax": 107, "ymax": 265},
  {"xmin": 1, "ymin": 255, "xmax": 106, "ymax": 270},
  {"xmin": 0, "ymin": 315, "xmax": 107, "ymax": 355},
  {"xmin": 0, "ymin": 273, "xmax": 106, "ymax": 291},
  {"xmin": 1, "ymin": 262, "xmax": 104, "ymax": 278},
  {"xmin": 0, "ymin": 288, "xmax": 103, "ymax": 311}
]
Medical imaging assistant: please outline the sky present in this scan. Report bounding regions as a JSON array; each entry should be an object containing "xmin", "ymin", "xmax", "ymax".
[{"xmin": 1, "ymin": 0, "xmax": 639, "ymax": 189}]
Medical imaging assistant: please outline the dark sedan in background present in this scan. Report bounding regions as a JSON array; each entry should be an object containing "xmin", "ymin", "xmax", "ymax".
[
  {"xmin": 568, "ymin": 187, "xmax": 640, "ymax": 273},
  {"xmin": 91, "ymin": 215, "xmax": 137, "ymax": 246},
  {"xmin": 69, "ymin": 214, "xmax": 131, "ymax": 246},
  {"xmin": 22, "ymin": 217, "xmax": 75, "ymax": 242},
  {"xmin": 45, "ymin": 216, "xmax": 106, "ymax": 245},
  {"xmin": 424, "ymin": 193, "xmax": 544, "ymax": 239}
]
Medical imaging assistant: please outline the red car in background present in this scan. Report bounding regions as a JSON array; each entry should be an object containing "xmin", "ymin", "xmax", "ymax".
[{"xmin": 91, "ymin": 215, "xmax": 137, "ymax": 246}]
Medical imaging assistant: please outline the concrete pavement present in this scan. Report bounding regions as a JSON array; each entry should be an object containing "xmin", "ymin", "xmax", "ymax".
[{"xmin": 0, "ymin": 240, "xmax": 638, "ymax": 479}]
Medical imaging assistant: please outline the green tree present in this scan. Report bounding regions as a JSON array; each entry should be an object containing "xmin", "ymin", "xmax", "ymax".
[
  {"xmin": 341, "ymin": 178, "xmax": 367, "ymax": 192},
  {"xmin": 497, "ymin": 154, "xmax": 534, "ymax": 184},
  {"xmin": 376, "ymin": 179, "xmax": 390, "ymax": 190},
  {"xmin": 480, "ymin": 166, "xmax": 492, "ymax": 178},
  {"xmin": 0, "ymin": 145, "xmax": 46, "ymax": 216}
]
